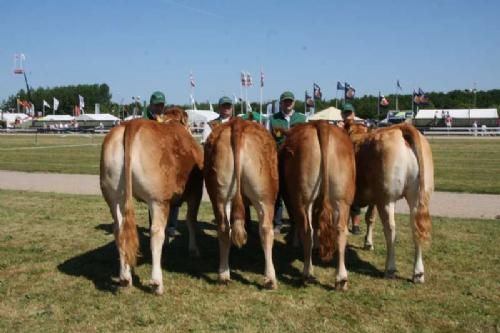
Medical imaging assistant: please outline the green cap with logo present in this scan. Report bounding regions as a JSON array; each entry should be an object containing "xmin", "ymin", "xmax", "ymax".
[
  {"xmin": 280, "ymin": 91, "xmax": 295, "ymax": 102},
  {"xmin": 342, "ymin": 102, "xmax": 355, "ymax": 113},
  {"xmin": 218, "ymin": 96, "xmax": 233, "ymax": 106},
  {"xmin": 150, "ymin": 91, "xmax": 166, "ymax": 105}
]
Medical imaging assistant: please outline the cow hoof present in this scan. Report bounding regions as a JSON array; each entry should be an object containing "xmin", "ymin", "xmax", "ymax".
[
  {"xmin": 263, "ymin": 278, "xmax": 277, "ymax": 290},
  {"xmin": 303, "ymin": 275, "xmax": 318, "ymax": 285},
  {"xmin": 335, "ymin": 279, "xmax": 348, "ymax": 291},
  {"xmin": 413, "ymin": 273, "xmax": 425, "ymax": 284},
  {"xmin": 384, "ymin": 270, "xmax": 397, "ymax": 279},
  {"xmin": 149, "ymin": 280, "xmax": 164, "ymax": 295},
  {"xmin": 363, "ymin": 243, "xmax": 374, "ymax": 251},
  {"xmin": 119, "ymin": 278, "xmax": 131, "ymax": 287}
]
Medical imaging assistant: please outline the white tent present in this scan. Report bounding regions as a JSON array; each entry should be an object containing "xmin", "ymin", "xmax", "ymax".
[
  {"xmin": 185, "ymin": 109, "xmax": 219, "ymax": 123},
  {"xmin": 415, "ymin": 109, "xmax": 498, "ymax": 119},
  {"xmin": 75, "ymin": 113, "xmax": 119, "ymax": 121},
  {"xmin": 309, "ymin": 106, "xmax": 363, "ymax": 121},
  {"xmin": 39, "ymin": 115, "xmax": 74, "ymax": 121},
  {"xmin": 0, "ymin": 113, "xmax": 30, "ymax": 127}
]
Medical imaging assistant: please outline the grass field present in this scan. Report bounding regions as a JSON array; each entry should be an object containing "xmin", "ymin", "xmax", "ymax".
[
  {"xmin": 0, "ymin": 189, "xmax": 498, "ymax": 332},
  {"xmin": 1, "ymin": 134, "xmax": 500, "ymax": 194}
]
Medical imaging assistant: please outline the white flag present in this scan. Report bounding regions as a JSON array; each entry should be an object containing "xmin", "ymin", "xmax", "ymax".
[
  {"xmin": 209, "ymin": 103, "xmax": 214, "ymax": 112},
  {"xmin": 79, "ymin": 95, "xmax": 85, "ymax": 109},
  {"xmin": 53, "ymin": 97, "xmax": 59, "ymax": 111},
  {"xmin": 43, "ymin": 100, "xmax": 51, "ymax": 108}
]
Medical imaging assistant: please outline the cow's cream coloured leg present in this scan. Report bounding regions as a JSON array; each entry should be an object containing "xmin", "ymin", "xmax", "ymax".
[
  {"xmin": 363, "ymin": 205, "xmax": 377, "ymax": 251},
  {"xmin": 335, "ymin": 202, "xmax": 349, "ymax": 290},
  {"xmin": 113, "ymin": 203, "xmax": 132, "ymax": 286},
  {"xmin": 377, "ymin": 202, "xmax": 397, "ymax": 278},
  {"xmin": 407, "ymin": 193, "xmax": 425, "ymax": 283},
  {"xmin": 302, "ymin": 204, "xmax": 314, "ymax": 282},
  {"xmin": 258, "ymin": 206, "xmax": 277, "ymax": 289},
  {"xmin": 150, "ymin": 202, "xmax": 169, "ymax": 295},
  {"xmin": 218, "ymin": 202, "xmax": 231, "ymax": 284}
]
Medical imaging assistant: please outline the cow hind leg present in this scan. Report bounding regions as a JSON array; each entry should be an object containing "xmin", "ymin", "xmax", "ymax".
[
  {"xmin": 406, "ymin": 192, "xmax": 425, "ymax": 283},
  {"xmin": 302, "ymin": 203, "xmax": 315, "ymax": 283},
  {"xmin": 112, "ymin": 202, "xmax": 132, "ymax": 287},
  {"xmin": 335, "ymin": 201, "xmax": 349, "ymax": 290},
  {"xmin": 217, "ymin": 202, "xmax": 232, "ymax": 284},
  {"xmin": 364, "ymin": 205, "xmax": 377, "ymax": 251},
  {"xmin": 149, "ymin": 202, "xmax": 169, "ymax": 295},
  {"xmin": 377, "ymin": 202, "xmax": 397, "ymax": 279},
  {"xmin": 258, "ymin": 205, "xmax": 277, "ymax": 289}
]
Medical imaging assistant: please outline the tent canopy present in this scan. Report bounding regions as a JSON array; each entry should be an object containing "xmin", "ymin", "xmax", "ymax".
[
  {"xmin": 39, "ymin": 115, "xmax": 74, "ymax": 121},
  {"xmin": 415, "ymin": 109, "xmax": 498, "ymax": 119},
  {"xmin": 185, "ymin": 109, "xmax": 219, "ymax": 123},
  {"xmin": 76, "ymin": 113, "xmax": 119, "ymax": 121},
  {"xmin": 309, "ymin": 106, "xmax": 363, "ymax": 121}
]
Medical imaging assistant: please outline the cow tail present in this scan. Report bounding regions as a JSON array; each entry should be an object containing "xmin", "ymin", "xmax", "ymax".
[
  {"xmin": 315, "ymin": 121, "xmax": 335, "ymax": 262},
  {"xmin": 230, "ymin": 118, "xmax": 247, "ymax": 248},
  {"xmin": 400, "ymin": 124, "xmax": 432, "ymax": 245},
  {"xmin": 119, "ymin": 124, "xmax": 139, "ymax": 266}
]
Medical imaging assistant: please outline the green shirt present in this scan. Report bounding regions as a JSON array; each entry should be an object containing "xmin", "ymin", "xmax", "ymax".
[
  {"xmin": 241, "ymin": 111, "xmax": 269, "ymax": 122},
  {"xmin": 270, "ymin": 110, "xmax": 307, "ymax": 146}
]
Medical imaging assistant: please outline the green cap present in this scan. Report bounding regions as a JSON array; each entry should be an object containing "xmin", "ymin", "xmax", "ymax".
[
  {"xmin": 218, "ymin": 96, "xmax": 233, "ymax": 106},
  {"xmin": 342, "ymin": 103, "xmax": 355, "ymax": 113},
  {"xmin": 150, "ymin": 91, "xmax": 166, "ymax": 105},
  {"xmin": 280, "ymin": 91, "xmax": 295, "ymax": 102}
]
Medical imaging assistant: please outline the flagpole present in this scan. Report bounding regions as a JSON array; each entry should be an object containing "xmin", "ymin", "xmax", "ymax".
[
  {"xmin": 42, "ymin": 103, "xmax": 45, "ymax": 117},
  {"xmin": 259, "ymin": 69, "xmax": 263, "ymax": 124},
  {"xmin": 335, "ymin": 88, "xmax": 338, "ymax": 109},
  {"xmin": 377, "ymin": 92, "xmax": 380, "ymax": 121}
]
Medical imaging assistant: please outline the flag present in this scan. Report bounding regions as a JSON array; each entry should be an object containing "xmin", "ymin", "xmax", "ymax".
[
  {"xmin": 313, "ymin": 83, "xmax": 322, "ymax": 100},
  {"xmin": 53, "ymin": 97, "xmax": 59, "ymax": 111},
  {"xmin": 418, "ymin": 88, "xmax": 429, "ymax": 104},
  {"xmin": 190, "ymin": 72, "xmax": 195, "ymax": 87},
  {"xmin": 397, "ymin": 80, "xmax": 402, "ymax": 91},
  {"xmin": 43, "ymin": 100, "xmax": 51, "ymax": 108},
  {"xmin": 246, "ymin": 72, "xmax": 253, "ymax": 86},
  {"xmin": 74, "ymin": 105, "xmax": 80, "ymax": 117},
  {"xmin": 260, "ymin": 70, "xmax": 264, "ymax": 87},
  {"xmin": 413, "ymin": 89, "xmax": 421, "ymax": 105},
  {"xmin": 345, "ymin": 82, "xmax": 355, "ymax": 99},
  {"xmin": 246, "ymin": 101, "xmax": 252, "ymax": 112},
  {"xmin": 78, "ymin": 95, "xmax": 85, "ymax": 109},
  {"xmin": 379, "ymin": 94, "xmax": 389, "ymax": 107},
  {"xmin": 336, "ymin": 81, "xmax": 344, "ymax": 90},
  {"xmin": 241, "ymin": 72, "xmax": 246, "ymax": 86},
  {"xmin": 209, "ymin": 103, "xmax": 214, "ymax": 112},
  {"xmin": 305, "ymin": 91, "xmax": 314, "ymax": 107}
]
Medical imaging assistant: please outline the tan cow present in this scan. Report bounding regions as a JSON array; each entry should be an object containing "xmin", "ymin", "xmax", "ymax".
[
  {"xmin": 345, "ymin": 121, "xmax": 434, "ymax": 283},
  {"xmin": 204, "ymin": 117, "xmax": 279, "ymax": 289},
  {"xmin": 100, "ymin": 119, "xmax": 203, "ymax": 294},
  {"xmin": 280, "ymin": 121, "xmax": 356, "ymax": 289}
]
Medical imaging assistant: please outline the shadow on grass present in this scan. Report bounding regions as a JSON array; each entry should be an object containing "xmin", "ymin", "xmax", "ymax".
[{"xmin": 58, "ymin": 219, "xmax": 382, "ymax": 293}]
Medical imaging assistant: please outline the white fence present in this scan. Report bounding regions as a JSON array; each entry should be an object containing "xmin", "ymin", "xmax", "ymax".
[{"xmin": 423, "ymin": 127, "xmax": 500, "ymax": 136}]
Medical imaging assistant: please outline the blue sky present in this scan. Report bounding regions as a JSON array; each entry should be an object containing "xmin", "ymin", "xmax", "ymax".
[{"xmin": 1, "ymin": 0, "xmax": 499, "ymax": 105}]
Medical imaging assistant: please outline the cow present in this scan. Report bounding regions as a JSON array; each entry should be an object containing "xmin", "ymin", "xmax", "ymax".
[
  {"xmin": 100, "ymin": 118, "xmax": 203, "ymax": 295},
  {"xmin": 280, "ymin": 121, "xmax": 356, "ymax": 289},
  {"xmin": 204, "ymin": 117, "xmax": 279, "ymax": 289},
  {"xmin": 345, "ymin": 121, "xmax": 434, "ymax": 283}
]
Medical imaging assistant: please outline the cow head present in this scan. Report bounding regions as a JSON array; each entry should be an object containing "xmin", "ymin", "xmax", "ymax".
[
  {"xmin": 344, "ymin": 119, "xmax": 369, "ymax": 136},
  {"xmin": 156, "ymin": 106, "xmax": 191, "ymax": 134}
]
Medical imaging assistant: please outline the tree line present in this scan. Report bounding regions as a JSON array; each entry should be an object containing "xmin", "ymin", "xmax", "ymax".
[{"xmin": 2, "ymin": 84, "xmax": 499, "ymax": 120}]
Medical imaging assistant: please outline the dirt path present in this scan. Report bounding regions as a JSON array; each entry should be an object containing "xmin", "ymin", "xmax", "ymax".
[{"xmin": 1, "ymin": 170, "xmax": 499, "ymax": 220}]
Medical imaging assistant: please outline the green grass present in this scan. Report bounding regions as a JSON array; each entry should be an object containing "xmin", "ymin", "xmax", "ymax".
[
  {"xmin": 0, "ymin": 189, "xmax": 499, "ymax": 332},
  {"xmin": 0, "ymin": 134, "xmax": 103, "ymax": 174},
  {"xmin": 1, "ymin": 134, "xmax": 500, "ymax": 193}
]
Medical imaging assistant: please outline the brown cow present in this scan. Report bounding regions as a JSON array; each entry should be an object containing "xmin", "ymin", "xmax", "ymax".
[
  {"xmin": 345, "ymin": 121, "xmax": 434, "ymax": 283},
  {"xmin": 100, "ymin": 119, "xmax": 203, "ymax": 294},
  {"xmin": 204, "ymin": 117, "xmax": 279, "ymax": 289},
  {"xmin": 280, "ymin": 121, "xmax": 356, "ymax": 289}
]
